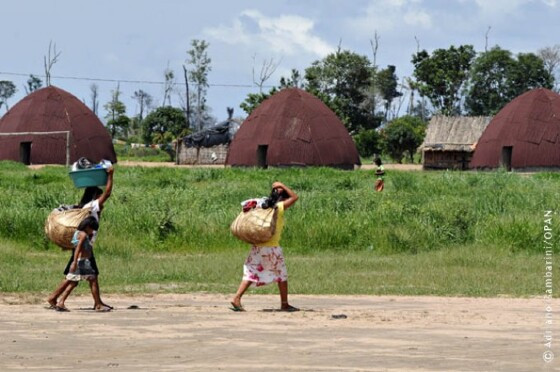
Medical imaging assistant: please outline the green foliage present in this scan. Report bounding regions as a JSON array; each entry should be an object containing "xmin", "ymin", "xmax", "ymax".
[
  {"xmin": 465, "ymin": 46, "xmax": 554, "ymax": 115},
  {"xmin": 353, "ymin": 129, "xmax": 382, "ymax": 158},
  {"xmin": 306, "ymin": 49, "xmax": 377, "ymax": 131},
  {"xmin": 25, "ymin": 75, "xmax": 42, "ymax": 94},
  {"xmin": 142, "ymin": 106, "xmax": 188, "ymax": 145},
  {"xmin": 104, "ymin": 86, "xmax": 130, "ymax": 139},
  {"xmin": 374, "ymin": 65, "xmax": 402, "ymax": 118},
  {"xmin": 240, "ymin": 87, "xmax": 278, "ymax": 115},
  {"xmin": 412, "ymin": 45, "xmax": 476, "ymax": 115},
  {"xmin": 383, "ymin": 115, "xmax": 427, "ymax": 163},
  {"xmin": 0, "ymin": 80, "xmax": 17, "ymax": 111},
  {"xmin": 114, "ymin": 144, "xmax": 170, "ymax": 162},
  {"xmin": 187, "ymin": 39, "xmax": 212, "ymax": 131}
]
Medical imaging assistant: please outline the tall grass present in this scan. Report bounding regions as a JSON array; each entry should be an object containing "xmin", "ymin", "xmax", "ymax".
[{"xmin": 0, "ymin": 161, "xmax": 558, "ymax": 255}]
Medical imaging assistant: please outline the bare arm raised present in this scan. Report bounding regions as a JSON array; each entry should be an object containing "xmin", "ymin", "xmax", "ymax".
[
  {"xmin": 272, "ymin": 181, "xmax": 298, "ymax": 209},
  {"xmin": 96, "ymin": 167, "xmax": 114, "ymax": 208}
]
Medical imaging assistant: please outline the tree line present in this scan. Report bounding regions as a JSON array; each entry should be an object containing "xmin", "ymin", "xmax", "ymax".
[
  {"xmin": 0, "ymin": 40, "xmax": 214, "ymax": 149},
  {"xmin": 0, "ymin": 40, "xmax": 557, "ymax": 163},
  {"xmin": 241, "ymin": 42, "xmax": 557, "ymax": 163}
]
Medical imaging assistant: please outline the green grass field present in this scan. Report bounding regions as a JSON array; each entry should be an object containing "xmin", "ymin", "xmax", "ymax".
[{"xmin": 0, "ymin": 160, "xmax": 558, "ymax": 296}]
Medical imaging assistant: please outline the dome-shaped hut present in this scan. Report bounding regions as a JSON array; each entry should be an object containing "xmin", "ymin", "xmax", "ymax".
[
  {"xmin": 0, "ymin": 86, "xmax": 116, "ymax": 165},
  {"xmin": 470, "ymin": 88, "xmax": 560, "ymax": 170},
  {"xmin": 226, "ymin": 88, "xmax": 360, "ymax": 169}
]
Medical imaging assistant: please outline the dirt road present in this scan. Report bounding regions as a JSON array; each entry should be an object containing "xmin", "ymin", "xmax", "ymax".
[{"xmin": 0, "ymin": 294, "xmax": 555, "ymax": 371}]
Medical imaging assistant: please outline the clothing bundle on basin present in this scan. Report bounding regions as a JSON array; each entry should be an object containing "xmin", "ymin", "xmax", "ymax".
[
  {"xmin": 69, "ymin": 158, "xmax": 112, "ymax": 188},
  {"xmin": 44, "ymin": 207, "xmax": 92, "ymax": 250},
  {"xmin": 71, "ymin": 157, "xmax": 112, "ymax": 171},
  {"xmin": 231, "ymin": 199, "xmax": 278, "ymax": 245}
]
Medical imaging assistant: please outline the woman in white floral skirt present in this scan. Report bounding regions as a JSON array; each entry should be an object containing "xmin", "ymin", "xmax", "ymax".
[{"xmin": 231, "ymin": 181, "xmax": 299, "ymax": 312}]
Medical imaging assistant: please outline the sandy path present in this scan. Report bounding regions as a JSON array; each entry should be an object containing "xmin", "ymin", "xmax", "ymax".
[{"xmin": 0, "ymin": 294, "xmax": 556, "ymax": 371}]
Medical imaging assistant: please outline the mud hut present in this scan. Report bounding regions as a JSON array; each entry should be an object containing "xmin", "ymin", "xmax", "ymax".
[
  {"xmin": 0, "ymin": 86, "xmax": 116, "ymax": 165},
  {"xmin": 420, "ymin": 116, "xmax": 491, "ymax": 170},
  {"xmin": 225, "ymin": 88, "xmax": 360, "ymax": 169},
  {"xmin": 470, "ymin": 88, "xmax": 560, "ymax": 171}
]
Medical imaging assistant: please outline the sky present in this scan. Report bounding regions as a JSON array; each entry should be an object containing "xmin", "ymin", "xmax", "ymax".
[{"xmin": 1, "ymin": 0, "xmax": 559, "ymax": 123}]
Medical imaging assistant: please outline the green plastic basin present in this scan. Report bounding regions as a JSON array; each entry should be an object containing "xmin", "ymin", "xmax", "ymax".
[{"xmin": 69, "ymin": 168, "xmax": 108, "ymax": 188}]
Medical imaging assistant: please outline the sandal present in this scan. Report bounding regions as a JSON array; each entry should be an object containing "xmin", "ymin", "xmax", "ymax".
[
  {"xmin": 280, "ymin": 305, "xmax": 300, "ymax": 312},
  {"xmin": 229, "ymin": 302, "xmax": 246, "ymax": 312},
  {"xmin": 55, "ymin": 305, "xmax": 70, "ymax": 312},
  {"xmin": 95, "ymin": 305, "xmax": 112, "ymax": 312}
]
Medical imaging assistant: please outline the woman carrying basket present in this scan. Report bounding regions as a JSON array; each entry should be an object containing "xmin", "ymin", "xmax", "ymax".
[
  {"xmin": 230, "ymin": 181, "xmax": 299, "ymax": 312},
  {"xmin": 46, "ymin": 167, "xmax": 114, "ymax": 312}
]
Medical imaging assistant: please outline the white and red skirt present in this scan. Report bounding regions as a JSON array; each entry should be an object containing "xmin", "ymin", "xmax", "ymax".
[{"xmin": 243, "ymin": 246, "xmax": 288, "ymax": 286}]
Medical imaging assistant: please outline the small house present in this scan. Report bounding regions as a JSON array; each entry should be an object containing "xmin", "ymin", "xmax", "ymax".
[
  {"xmin": 177, "ymin": 108, "xmax": 241, "ymax": 165},
  {"xmin": 420, "ymin": 116, "xmax": 491, "ymax": 170}
]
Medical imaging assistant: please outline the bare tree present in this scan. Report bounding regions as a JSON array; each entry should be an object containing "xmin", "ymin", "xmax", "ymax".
[
  {"xmin": 414, "ymin": 36, "xmax": 420, "ymax": 54},
  {"xmin": 182, "ymin": 65, "xmax": 190, "ymax": 129},
  {"xmin": 393, "ymin": 77, "xmax": 409, "ymax": 119},
  {"xmin": 252, "ymin": 55, "xmax": 282, "ymax": 93},
  {"xmin": 44, "ymin": 41, "xmax": 61, "ymax": 86},
  {"xmin": 538, "ymin": 44, "xmax": 560, "ymax": 90},
  {"xmin": 90, "ymin": 83, "xmax": 99, "ymax": 116},
  {"xmin": 369, "ymin": 31, "xmax": 380, "ymax": 116},
  {"xmin": 162, "ymin": 64, "xmax": 175, "ymax": 107},
  {"xmin": 186, "ymin": 39, "xmax": 212, "ymax": 131},
  {"xmin": 484, "ymin": 26, "xmax": 492, "ymax": 52},
  {"xmin": 132, "ymin": 89, "xmax": 152, "ymax": 121},
  {"xmin": 370, "ymin": 31, "xmax": 380, "ymax": 69}
]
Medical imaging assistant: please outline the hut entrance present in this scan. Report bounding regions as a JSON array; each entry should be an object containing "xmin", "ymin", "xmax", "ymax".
[
  {"xmin": 257, "ymin": 145, "xmax": 268, "ymax": 169},
  {"xmin": 20, "ymin": 142, "xmax": 32, "ymax": 165},
  {"xmin": 501, "ymin": 146, "xmax": 512, "ymax": 171}
]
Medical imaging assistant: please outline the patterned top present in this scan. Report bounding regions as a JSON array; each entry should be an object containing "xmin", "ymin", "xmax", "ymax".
[
  {"xmin": 260, "ymin": 202, "xmax": 285, "ymax": 247},
  {"xmin": 71, "ymin": 230, "xmax": 93, "ymax": 257}
]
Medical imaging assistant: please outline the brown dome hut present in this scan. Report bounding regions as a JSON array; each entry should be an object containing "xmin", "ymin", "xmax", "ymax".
[
  {"xmin": 470, "ymin": 88, "xmax": 560, "ymax": 171},
  {"xmin": 0, "ymin": 86, "xmax": 116, "ymax": 165},
  {"xmin": 226, "ymin": 88, "xmax": 360, "ymax": 169}
]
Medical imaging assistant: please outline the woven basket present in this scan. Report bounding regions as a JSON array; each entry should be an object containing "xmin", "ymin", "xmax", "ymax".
[
  {"xmin": 44, "ymin": 208, "xmax": 92, "ymax": 250},
  {"xmin": 230, "ymin": 207, "xmax": 278, "ymax": 245}
]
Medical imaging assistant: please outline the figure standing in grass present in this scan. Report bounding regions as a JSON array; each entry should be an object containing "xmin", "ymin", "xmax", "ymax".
[
  {"xmin": 374, "ymin": 157, "xmax": 385, "ymax": 192},
  {"xmin": 47, "ymin": 167, "xmax": 114, "ymax": 312},
  {"xmin": 54, "ymin": 217, "xmax": 99, "ymax": 311},
  {"xmin": 231, "ymin": 181, "xmax": 299, "ymax": 312}
]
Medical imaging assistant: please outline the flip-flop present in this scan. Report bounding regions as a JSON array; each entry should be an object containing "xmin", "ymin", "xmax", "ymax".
[
  {"xmin": 229, "ymin": 302, "xmax": 246, "ymax": 312},
  {"xmin": 55, "ymin": 306, "xmax": 70, "ymax": 312},
  {"xmin": 44, "ymin": 304, "xmax": 56, "ymax": 310},
  {"xmin": 280, "ymin": 306, "xmax": 300, "ymax": 312},
  {"xmin": 95, "ymin": 306, "xmax": 112, "ymax": 312}
]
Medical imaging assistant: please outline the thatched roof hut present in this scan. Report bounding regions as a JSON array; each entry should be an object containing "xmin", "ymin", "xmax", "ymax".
[{"xmin": 420, "ymin": 116, "xmax": 491, "ymax": 170}]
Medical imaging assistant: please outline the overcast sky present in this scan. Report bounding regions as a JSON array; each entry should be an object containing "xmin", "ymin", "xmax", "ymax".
[{"xmin": 2, "ymin": 0, "xmax": 559, "ymax": 123}]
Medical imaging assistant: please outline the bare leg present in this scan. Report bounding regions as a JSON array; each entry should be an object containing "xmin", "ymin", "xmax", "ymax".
[
  {"xmin": 231, "ymin": 280, "xmax": 252, "ymax": 308},
  {"xmin": 89, "ymin": 278, "xmax": 111, "ymax": 311},
  {"xmin": 46, "ymin": 279, "xmax": 71, "ymax": 307},
  {"xmin": 57, "ymin": 281, "xmax": 78, "ymax": 310},
  {"xmin": 278, "ymin": 281, "xmax": 298, "ymax": 311}
]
